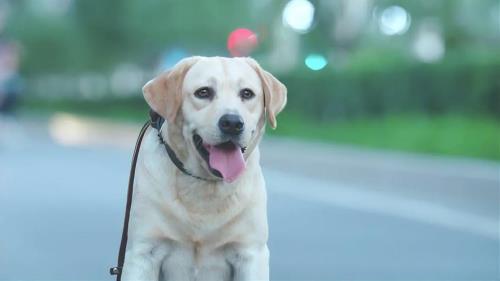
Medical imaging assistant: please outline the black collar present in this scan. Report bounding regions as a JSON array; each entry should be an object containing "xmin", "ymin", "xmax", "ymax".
[{"xmin": 149, "ymin": 110, "xmax": 216, "ymax": 182}]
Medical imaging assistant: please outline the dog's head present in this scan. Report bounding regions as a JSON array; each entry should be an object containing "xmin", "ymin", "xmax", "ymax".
[{"xmin": 143, "ymin": 56, "xmax": 287, "ymax": 183}]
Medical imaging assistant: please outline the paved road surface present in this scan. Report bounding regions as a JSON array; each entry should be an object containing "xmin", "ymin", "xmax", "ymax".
[{"xmin": 0, "ymin": 115, "xmax": 498, "ymax": 280}]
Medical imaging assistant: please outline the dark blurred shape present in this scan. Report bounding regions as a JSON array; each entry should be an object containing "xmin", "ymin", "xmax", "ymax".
[{"xmin": 0, "ymin": 40, "xmax": 21, "ymax": 114}]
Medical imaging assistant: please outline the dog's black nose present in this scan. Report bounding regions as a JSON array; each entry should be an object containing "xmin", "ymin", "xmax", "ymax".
[{"xmin": 218, "ymin": 114, "xmax": 244, "ymax": 136}]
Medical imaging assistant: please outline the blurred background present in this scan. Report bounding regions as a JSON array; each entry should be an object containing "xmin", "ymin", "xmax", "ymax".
[{"xmin": 0, "ymin": 0, "xmax": 499, "ymax": 280}]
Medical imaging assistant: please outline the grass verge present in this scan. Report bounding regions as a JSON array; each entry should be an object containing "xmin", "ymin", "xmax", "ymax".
[{"xmin": 271, "ymin": 111, "xmax": 499, "ymax": 160}]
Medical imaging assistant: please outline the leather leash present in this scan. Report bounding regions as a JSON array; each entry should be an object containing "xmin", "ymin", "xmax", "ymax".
[{"xmin": 109, "ymin": 120, "xmax": 150, "ymax": 279}]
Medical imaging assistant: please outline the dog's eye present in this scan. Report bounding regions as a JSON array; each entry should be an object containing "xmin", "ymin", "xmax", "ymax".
[
  {"xmin": 240, "ymin": 88, "xmax": 255, "ymax": 100},
  {"xmin": 194, "ymin": 87, "xmax": 214, "ymax": 99}
]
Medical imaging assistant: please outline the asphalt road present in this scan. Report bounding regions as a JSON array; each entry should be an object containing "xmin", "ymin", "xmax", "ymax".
[{"xmin": 0, "ymin": 115, "xmax": 498, "ymax": 280}]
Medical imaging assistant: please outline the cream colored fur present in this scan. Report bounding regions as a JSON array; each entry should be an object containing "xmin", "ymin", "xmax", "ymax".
[{"xmin": 121, "ymin": 57, "xmax": 286, "ymax": 281}]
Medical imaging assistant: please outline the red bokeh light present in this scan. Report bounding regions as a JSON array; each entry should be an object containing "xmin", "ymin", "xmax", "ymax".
[{"xmin": 227, "ymin": 28, "xmax": 258, "ymax": 57}]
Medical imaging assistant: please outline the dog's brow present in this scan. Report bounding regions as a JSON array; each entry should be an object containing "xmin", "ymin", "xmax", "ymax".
[
  {"xmin": 194, "ymin": 77, "xmax": 217, "ymax": 89},
  {"xmin": 220, "ymin": 59, "xmax": 228, "ymax": 76},
  {"xmin": 237, "ymin": 78, "xmax": 253, "ymax": 91}
]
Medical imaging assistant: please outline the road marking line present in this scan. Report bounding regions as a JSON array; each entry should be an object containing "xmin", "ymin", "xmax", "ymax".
[{"xmin": 266, "ymin": 170, "xmax": 499, "ymax": 240}]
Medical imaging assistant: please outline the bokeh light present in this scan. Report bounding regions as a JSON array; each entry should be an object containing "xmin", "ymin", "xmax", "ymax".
[
  {"xmin": 305, "ymin": 54, "xmax": 327, "ymax": 70},
  {"xmin": 282, "ymin": 0, "xmax": 315, "ymax": 33},
  {"xmin": 413, "ymin": 25, "xmax": 445, "ymax": 63},
  {"xmin": 378, "ymin": 5, "xmax": 411, "ymax": 36},
  {"xmin": 227, "ymin": 28, "xmax": 258, "ymax": 57}
]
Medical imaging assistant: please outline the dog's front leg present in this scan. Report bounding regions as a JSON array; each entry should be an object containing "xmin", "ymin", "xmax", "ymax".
[
  {"xmin": 229, "ymin": 244, "xmax": 269, "ymax": 281},
  {"xmin": 121, "ymin": 240, "xmax": 169, "ymax": 281}
]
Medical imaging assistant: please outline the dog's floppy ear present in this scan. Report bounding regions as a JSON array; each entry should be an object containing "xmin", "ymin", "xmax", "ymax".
[
  {"xmin": 244, "ymin": 58, "xmax": 287, "ymax": 129},
  {"xmin": 143, "ymin": 57, "xmax": 200, "ymax": 122}
]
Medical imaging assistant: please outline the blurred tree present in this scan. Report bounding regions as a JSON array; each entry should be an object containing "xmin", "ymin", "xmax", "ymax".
[
  {"xmin": 7, "ymin": 0, "xmax": 258, "ymax": 73},
  {"xmin": 73, "ymin": 0, "xmax": 128, "ymax": 69}
]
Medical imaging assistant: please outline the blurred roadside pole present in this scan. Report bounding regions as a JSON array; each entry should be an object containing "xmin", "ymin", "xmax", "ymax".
[
  {"xmin": 0, "ymin": 2, "xmax": 23, "ymax": 147},
  {"xmin": 0, "ymin": 40, "xmax": 21, "ymax": 114}
]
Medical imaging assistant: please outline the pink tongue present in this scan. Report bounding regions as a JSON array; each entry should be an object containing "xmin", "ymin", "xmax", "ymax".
[{"xmin": 207, "ymin": 145, "xmax": 246, "ymax": 183}]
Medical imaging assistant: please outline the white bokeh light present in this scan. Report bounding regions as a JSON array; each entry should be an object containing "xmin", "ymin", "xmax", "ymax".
[
  {"xmin": 282, "ymin": 0, "xmax": 315, "ymax": 33},
  {"xmin": 413, "ymin": 24, "xmax": 445, "ymax": 63},
  {"xmin": 379, "ymin": 5, "xmax": 411, "ymax": 36}
]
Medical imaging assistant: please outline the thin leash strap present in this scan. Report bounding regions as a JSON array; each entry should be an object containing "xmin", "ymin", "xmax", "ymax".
[{"xmin": 110, "ymin": 121, "xmax": 150, "ymax": 279}]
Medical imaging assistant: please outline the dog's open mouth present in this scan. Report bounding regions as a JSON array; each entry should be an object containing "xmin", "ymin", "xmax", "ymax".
[{"xmin": 193, "ymin": 134, "xmax": 246, "ymax": 183}]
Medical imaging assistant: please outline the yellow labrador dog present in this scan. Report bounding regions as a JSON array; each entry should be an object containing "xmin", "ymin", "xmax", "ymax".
[{"xmin": 121, "ymin": 56, "xmax": 286, "ymax": 281}]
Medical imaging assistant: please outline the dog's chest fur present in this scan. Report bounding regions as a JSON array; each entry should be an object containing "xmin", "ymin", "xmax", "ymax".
[
  {"xmin": 127, "ymin": 129, "xmax": 267, "ymax": 280},
  {"xmin": 158, "ymin": 241, "xmax": 236, "ymax": 280}
]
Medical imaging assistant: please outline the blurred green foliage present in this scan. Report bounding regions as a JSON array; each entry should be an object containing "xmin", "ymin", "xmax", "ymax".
[
  {"xmin": 7, "ymin": 0, "xmax": 263, "ymax": 73},
  {"xmin": 7, "ymin": 0, "xmax": 499, "ymax": 74},
  {"xmin": 282, "ymin": 50, "xmax": 500, "ymax": 120}
]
